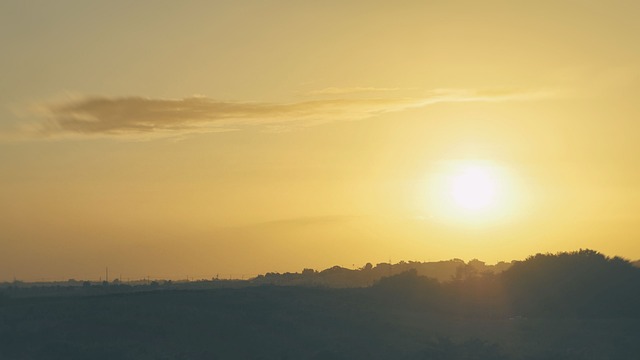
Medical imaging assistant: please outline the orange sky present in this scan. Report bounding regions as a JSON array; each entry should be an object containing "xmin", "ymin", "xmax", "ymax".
[{"xmin": 2, "ymin": 1, "xmax": 640, "ymax": 281}]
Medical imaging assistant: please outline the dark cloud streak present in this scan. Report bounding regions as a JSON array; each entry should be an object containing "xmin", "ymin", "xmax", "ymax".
[{"xmin": 35, "ymin": 89, "xmax": 550, "ymax": 139}]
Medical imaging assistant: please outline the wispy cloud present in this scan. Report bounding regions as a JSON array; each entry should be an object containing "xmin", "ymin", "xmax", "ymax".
[
  {"xmin": 27, "ymin": 88, "xmax": 552, "ymax": 139},
  {"xmin": 307, "ymin": 87, "xmax": 402, "ymax": 95}
]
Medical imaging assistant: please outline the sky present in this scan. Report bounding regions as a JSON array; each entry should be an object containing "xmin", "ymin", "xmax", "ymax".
[{"xmin": 2, "ymin": 0, "xmax": 640, "ymax": 281}]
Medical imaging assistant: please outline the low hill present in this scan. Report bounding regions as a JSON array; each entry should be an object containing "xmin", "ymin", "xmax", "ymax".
[{"xmin": 252, "ymin": 258, "xmax": 513, "ymax": 287}]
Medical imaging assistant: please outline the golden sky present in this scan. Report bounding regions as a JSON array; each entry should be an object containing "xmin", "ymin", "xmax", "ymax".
[{"xmin": 2, "ymin": 1, "xmax": 640, "ymax": 281}]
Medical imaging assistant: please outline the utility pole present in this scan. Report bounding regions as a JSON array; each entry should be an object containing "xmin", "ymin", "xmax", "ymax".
[{"xmin": 106, "ymin": 267, "xmax": 109, "ymax": 283}]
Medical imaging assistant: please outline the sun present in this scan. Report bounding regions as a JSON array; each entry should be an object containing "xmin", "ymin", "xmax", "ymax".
[
  {"xmin": 421, "ymin": 160, "xmax": 518, "ymax": 224},
  {"xmin": 450, "ymin": 165, "xmax": 497, "ymax": 211}
]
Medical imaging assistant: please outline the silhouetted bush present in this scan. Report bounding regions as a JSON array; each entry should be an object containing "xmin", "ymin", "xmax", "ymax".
[{"xmin": 502, "ymin": 249, "xmax": 640, "ymax": 317}]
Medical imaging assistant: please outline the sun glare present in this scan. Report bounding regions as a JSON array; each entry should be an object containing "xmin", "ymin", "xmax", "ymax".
[
  {"xmin": 450, "ymin": 166, "xmax": 497, "ymax": 211},
  {"xmin": 422, "ymin": 160, "xmax": 518, "ymax": 224}
]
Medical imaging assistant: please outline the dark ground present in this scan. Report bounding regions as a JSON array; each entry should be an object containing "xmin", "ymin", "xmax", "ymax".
[{"xmin": 1, "ymin": 250, "xmax": 639, "ymax": 360}]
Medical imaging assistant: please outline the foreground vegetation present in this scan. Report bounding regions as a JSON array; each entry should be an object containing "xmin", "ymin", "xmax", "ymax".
[{"xmin": 1, "ymin": 250, "xmax": 638, "ymax": 359}]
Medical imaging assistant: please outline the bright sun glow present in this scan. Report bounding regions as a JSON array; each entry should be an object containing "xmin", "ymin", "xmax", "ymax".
[
  {"xmin": 422, "ymin": 160, "xmax": 519, "ymax": 224},
  {"xmin": 450, "ymin": 166, "xmax": 497, "ymax": 211}
]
